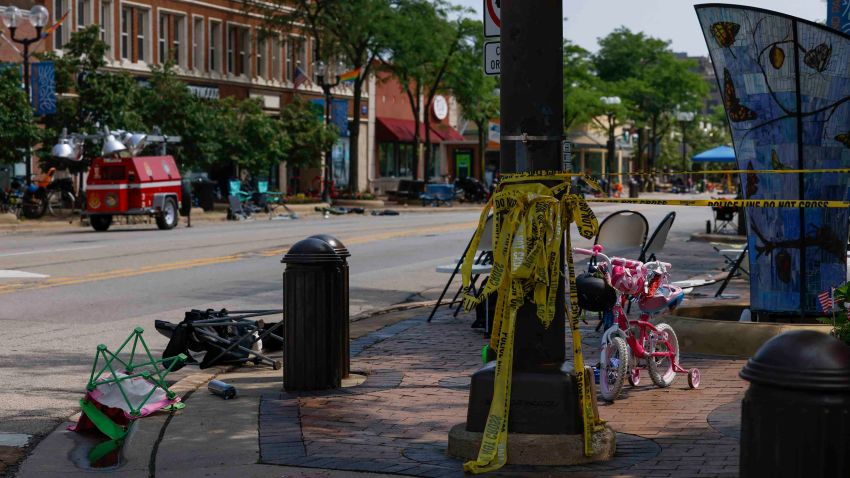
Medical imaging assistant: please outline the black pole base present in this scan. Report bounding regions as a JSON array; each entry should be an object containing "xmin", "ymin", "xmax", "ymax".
[{"xmin": 465, "ymin": 361, "xmax": 583, "ymax": 435}]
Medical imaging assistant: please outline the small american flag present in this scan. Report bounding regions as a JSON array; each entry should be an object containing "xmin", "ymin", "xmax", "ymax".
[
  {"xmin": 818, "ymin": 289, "xmax": 834, "ymax": 313},
  {"xmin": 293, "ymin": 66, "xmax": 309, "ymax": 89}
]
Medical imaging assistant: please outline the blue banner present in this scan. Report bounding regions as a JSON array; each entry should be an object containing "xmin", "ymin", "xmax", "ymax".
[
  {"xmin": 30, "ymin": 62, "xmax": 56, "ymax": 115},
  {"xmin": 331, "ymin": 99, "xmax": 349, "ymax": 137},
  {"xmin": 828, "ymin": 0, "xmax": 850, "ymax": 34}
]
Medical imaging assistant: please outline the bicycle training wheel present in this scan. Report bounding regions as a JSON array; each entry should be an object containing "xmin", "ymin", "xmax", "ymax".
[
  {"xmin": 600, "ymin": 336, "xmax": 629, "ymax": 401},
  {"xmin": 647, "ymin": 323, "xmax": 679, "ymax": 388}
]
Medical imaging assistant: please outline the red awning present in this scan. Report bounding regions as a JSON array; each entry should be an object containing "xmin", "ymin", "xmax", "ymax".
[{"xmin": 376, "ymin": 117, "xmax": 465, "ymax": 143}]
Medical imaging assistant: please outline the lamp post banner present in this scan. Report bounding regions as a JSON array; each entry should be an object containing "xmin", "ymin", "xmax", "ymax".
[
  {"xmin": 30, "ymin": 61, "xmax": 56, "ymax": 115},
  {"xmin": 696, "ymin": 5, "xmax": 850, "ymax": 316}
]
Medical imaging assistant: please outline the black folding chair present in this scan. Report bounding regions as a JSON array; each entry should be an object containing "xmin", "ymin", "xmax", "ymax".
[
  {"xmin": 712, "ymin": 205, "xmax": 737, "ymax": 233},
  {"xmin": 428, "ymin": 215, "xmax": 492, "ymax": 322}
]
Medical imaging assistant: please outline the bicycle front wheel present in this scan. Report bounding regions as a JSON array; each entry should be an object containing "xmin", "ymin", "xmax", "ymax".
[
  {"xmin": 48, "ymin": 190, "xmax": 75, "ymax": 219},
  {"xmin": 647, "ymin": 323, "xmax": 679, "ymax": 388},
  {"xmin": 600, "ymin": 336, "xmax": 629, "ymax": 402}
]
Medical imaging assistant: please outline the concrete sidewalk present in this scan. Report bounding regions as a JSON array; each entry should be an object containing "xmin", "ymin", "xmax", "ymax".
[{"xmin": 15, "ymin": 297, "xmax": 749, "ymax": 478}]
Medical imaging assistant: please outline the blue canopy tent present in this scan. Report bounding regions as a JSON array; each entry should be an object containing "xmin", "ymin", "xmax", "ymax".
[
  {"xmin": 692, "ymin": 145, "xmax": 736, "ymax": 193},
  {"xmin": 692, "ymin": 145, "xmax": 735, "ymax": 163}
]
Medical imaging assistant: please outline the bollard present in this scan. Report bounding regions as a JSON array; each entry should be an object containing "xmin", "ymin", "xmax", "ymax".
[
  {"xmin": 739, "ymin": 330, "xmax": 850, "ymax": 477},
  {"xmin": 281, "ymin": 238, "xmax": 347, "ymax": 391},
  {"xmin": 308, "ymin": 234, "xmax": 351, "ymax": 378}
]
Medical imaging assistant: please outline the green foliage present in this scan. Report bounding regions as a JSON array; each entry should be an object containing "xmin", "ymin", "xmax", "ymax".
[
  {"xmin": 564, "ymin": 41, "xmax": 604, "ymax": 131},
  {"xmin": 277, "ymin": 97, "xmax": 338, "ymax": 170},
  {"xmin": 591, "ymin": 27, "xmax": 710, "ymax": 168},
  {"xmin": 381, "ymin": 0, "xmax": 470, "ymax": 178},
  {"xmin": 444, "ymin": 20, "xmax": 499, "ymax": 132},
  {"xmin": 818, "ymin": 282, "xmax": 850, "ymax": 345},
  {"xmin": 0, "ymin": 68, "xmax": 41, "ymax": 165}
]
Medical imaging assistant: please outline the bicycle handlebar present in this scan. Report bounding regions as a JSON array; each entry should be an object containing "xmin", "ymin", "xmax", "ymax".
[{"xmin": 572, "ymin": 246, "xmax": 672, "ymax": 270}]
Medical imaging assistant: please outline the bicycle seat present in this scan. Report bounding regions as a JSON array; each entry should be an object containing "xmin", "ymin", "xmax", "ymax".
[{"xmin": 637, "ymin": 284, "xmax": 685, "ymax": 315}]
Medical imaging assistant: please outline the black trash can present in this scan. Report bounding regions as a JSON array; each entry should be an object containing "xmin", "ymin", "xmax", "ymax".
[
  {"xmin": 308, "ymin": 234, "xmax": 351, "ymax": 378},
  {"xmin": 192, "ymin": 178, "xmax": 217, "ymax": 212},
  {"xmin": 628, "ymin": 178, "xmax": 640, "ymax": 198},
  {"xmin": 739, "ymin": 330, "xmax": 850, "ymax": 477},
  {"xmin": 180, "ymin": 179, "xmax": 192, "ymax": 218},
  {"xmin": 281, "ymin": 238, "xmax": 347, "ymax": 391}
]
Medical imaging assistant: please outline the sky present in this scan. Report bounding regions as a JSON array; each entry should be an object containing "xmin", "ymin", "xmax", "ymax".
[{"xmin": 451, "ymin": 0, "xmax": 828, "ymax": 56}]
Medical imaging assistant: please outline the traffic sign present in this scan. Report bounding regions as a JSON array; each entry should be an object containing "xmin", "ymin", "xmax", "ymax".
[
  {"xmin": 484, "ymin": 0, "xmax": 500, "ymax": 38},
  {"xmin": 484, "ymin": 41, "xmax": 500, "ymax": 76}
]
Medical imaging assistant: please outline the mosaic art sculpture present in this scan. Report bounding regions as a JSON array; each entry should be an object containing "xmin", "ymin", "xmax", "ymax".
[{"xmin": 697, "ymin": 4, "xmax": 850, "ymax": 317}]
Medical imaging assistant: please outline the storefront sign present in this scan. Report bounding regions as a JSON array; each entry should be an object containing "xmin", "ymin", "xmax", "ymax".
[{"xmin": 188, "ymin": 85, "xmax": 220, "ymax": 100}]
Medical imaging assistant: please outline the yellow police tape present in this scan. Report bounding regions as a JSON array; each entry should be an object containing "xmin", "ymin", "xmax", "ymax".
[
  {"xmin": 501, "ymin": 167, "xmax": 850, "ymax": 178},
  {"xmin": 586, "ymin": 197, "xmax": 850, "ymax": 208},
  {"xmin": 459, "ymin": 174, "xmax": 605, "ymax": 474}
]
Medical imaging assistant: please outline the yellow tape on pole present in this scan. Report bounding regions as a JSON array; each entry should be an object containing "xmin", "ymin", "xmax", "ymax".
[
  {"xmin": 461, "ymin": 174, "xmax": 605, "ymax": 474},
  {"xmin": 586, "ymin": 197, "xmax": 850, "ymax": 208}
]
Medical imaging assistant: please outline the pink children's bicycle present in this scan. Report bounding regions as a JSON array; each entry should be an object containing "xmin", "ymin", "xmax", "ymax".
[{"xmin": 574, "ymin": 245, "xmax": 700, "ymax": 402}]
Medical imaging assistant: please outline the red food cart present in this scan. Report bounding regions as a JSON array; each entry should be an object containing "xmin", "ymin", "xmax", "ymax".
[{"xmin": 84, "ymin": 155, "xmax": 183, "ymax": 231}]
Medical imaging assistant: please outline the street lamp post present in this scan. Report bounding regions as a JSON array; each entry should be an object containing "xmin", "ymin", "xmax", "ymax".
[
  {"xmin": 600, "ymin": 96, "xmax": 621, "ymax": 196},
  {"xmin": 676, "ymin": 110, "xmax": 695, "ymax": 193},
  {"xmin": 316, "ymin": 61, "xmax": 341, "ymax": 204},
  {"xmin": 1, "ymin": 5, "xmax": 48, "ymax": 184}
]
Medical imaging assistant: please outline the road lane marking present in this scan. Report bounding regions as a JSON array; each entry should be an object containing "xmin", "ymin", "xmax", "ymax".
[
  {"xmin": 0, "ymin": 245, "xmax": 103, "ymax": 258},
  {"xmin": 0, "ymin": 221, "xmax": 477, "ymax": 295},
  {"xmin": 0, "ymin": 270, "xmax": 49, "ymax": 279}
]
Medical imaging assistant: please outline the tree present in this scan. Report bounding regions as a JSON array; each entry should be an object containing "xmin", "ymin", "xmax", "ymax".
[
  {"xmin": 245, "ymin": 0, "xmax": 391, "ymax": 192},
  {"xmin": 563, "ymin": 41, "xmax": 604, "ymax": 131},
  {"xmin": 217, "ymin": 98, "xmax": 292, "ymax": 177},
  {"xmin": 382, "ymin": 0, "xmax": 470, "ymax": 180},
  {"xmin": 444, "ymin": 20, "xmax": 499, "ymax": 179},
  {"xmin": 593, "ymin": 28, "xmax": 708, "ymax": 171},
  {"xmin": 278, "ymin": 96, "xmax": 339, "ymax": 172},
  {"xmin": 0, "ymin": 68, "xmax": 40, "ymax": 165}
]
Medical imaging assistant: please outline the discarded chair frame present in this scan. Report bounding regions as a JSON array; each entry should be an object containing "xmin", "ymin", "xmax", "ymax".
[
  {"xmin": 86, "ymin": 327, "xmax": 186, "ymax": 417},
  {"xmin": 157, "ymin": 309, "xmax": 284, "ymax": 370}
]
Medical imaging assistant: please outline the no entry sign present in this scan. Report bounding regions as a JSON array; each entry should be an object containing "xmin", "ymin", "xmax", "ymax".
[{"xmin": 484, "ymin": 0, "xmax": 500, "ymax": 38}]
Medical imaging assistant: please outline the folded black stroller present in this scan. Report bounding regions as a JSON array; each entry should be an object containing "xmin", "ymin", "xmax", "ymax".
[{"xmin": 155, "ymin": 308, "xmax": 283, "ymax": 370}]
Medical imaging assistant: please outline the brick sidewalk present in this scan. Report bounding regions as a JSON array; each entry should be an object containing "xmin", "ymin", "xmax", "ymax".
[{"xmin": 259, "ymin": 307, "xmax": 748, "ymax": 478}]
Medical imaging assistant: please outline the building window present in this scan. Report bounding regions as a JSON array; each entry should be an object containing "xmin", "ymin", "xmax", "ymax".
[
  {"xmin": 159, "ymin": 12, "xmax": 185, "ymax": 67},
  {"xmin": 379, "ymin": 143, "xmax": 413, "ymax": 178},
  {"xmin": 209, "ymin": 21, "xmax": 221, "ymax": 72},
  {"xmin": 256, "ymin": 36, "xmax": 266, "ymax": 79},
  {"xmin": 311, "ymin": 38, "xmax": 318, "ymax": 82},
  {"xmin": 271, "ymin": 36, "xmax": 281, "ymax": 81},
  {"xmin": 284, "ymin": 37, "xmax": 291, "ymax": 81},
  {"xmin": 121, "ymin": 5, "xmax": 148, "ymax": 62},
  {"xmin": 99, "ymin": 0, "xmax": 113, "ymax": 58},
  {"xmin": 227, "ymin": 24, "xmax": 250, "ymax": 76},
  {"xmin": 192, "ymin": 17, "xmax": 203, "ymax": 71},
  {"xmin": 76, "ymin": 0, "xmax": 91, "ymax": 30},
  {"xmin": 53, "ymin": 0, "xmax": 70, "ymax": 49},
  {"xmin": 288, "ymin": 36, "xmax": 304, "ymax": 80}
]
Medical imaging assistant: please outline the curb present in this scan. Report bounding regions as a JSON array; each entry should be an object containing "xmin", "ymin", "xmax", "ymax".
[
  {"xmin": 690, "ymin": 232, "xmax": 746, "ymax": 243},
  {"xmin": 350, "ymin": 300, "xmax": 436, "ymax": 322}
]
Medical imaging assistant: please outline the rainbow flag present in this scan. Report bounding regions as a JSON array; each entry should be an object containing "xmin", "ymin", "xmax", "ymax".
[
  {"xmin": 338, "ymin": 67, "xmax": 360, "ymax": 83},
  {"xmin": 41, "ymin": 10, "xmax": 69, "ymax": 39}
]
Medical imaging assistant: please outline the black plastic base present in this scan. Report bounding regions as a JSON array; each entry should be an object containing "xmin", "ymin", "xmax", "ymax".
[{"xmin": 465, "ymin": 361, "xmax": 583, "ymax": 435}]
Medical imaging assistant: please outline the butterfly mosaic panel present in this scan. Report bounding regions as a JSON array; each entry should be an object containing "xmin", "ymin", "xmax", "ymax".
[{"xmin": 697, "ymin": 4, "xmax": 850, "ymax": 316}]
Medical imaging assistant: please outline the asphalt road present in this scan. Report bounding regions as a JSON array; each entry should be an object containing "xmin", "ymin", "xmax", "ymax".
[{"xmin": 0, "ymin": 201, "xmax": 722, "ymax": 442}]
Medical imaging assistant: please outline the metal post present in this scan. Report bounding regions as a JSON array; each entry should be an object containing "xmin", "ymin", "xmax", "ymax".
[
  {"xmin": 322, "ymin": 85, "xmax": 332, "ymax": 203},
  {"xmin": 499, "ymin": 0, "xmax": 565, "ymax": 368},
  {"xmin": 681, "ymin": 121, "xmax": 687, "ymax": 192},
  {"xmin": 463, "ymin": 0, "xmax": 586, "ymax": 441},
  {"xmin": 22, "ymin": 41, "xmax": 31, "ymax": 183}
]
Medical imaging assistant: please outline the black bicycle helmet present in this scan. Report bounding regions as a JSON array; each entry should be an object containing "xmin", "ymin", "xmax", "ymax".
[{"xmin": 575, "ymin": 272, "xmax": 617, "ymax": 312}]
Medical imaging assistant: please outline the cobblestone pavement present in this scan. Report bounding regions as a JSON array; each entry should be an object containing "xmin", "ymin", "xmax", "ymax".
[{"xmin": 260, "ymin": 307, "xmax": 748, "ymax": 477}]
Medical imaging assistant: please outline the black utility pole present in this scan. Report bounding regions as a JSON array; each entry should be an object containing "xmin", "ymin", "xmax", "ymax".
[
  {"xmin": 7, "ymin": 24, "xmax": 44, "ymax": 184},
  {"xmin": 466, "ymin": 0, "xmax": 583, "ymax": 437},
  {"xmin": 317, "ymin": 64, "xmax": 340, "ymax": 204}
]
